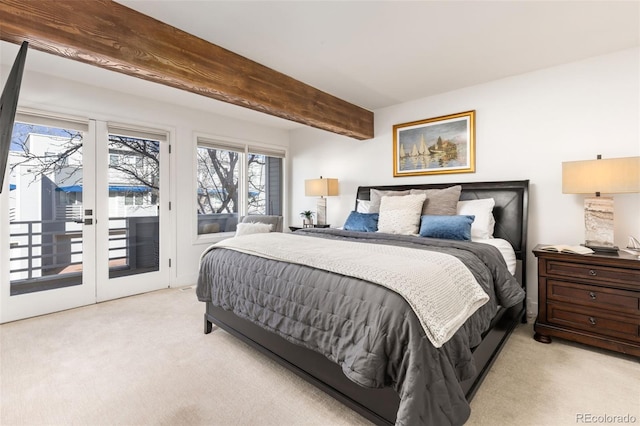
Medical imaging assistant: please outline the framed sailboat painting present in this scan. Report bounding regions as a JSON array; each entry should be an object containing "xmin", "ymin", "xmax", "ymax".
[{"xmin": 393, "ymin": 110, "xmax": 475, "ymax": 177}]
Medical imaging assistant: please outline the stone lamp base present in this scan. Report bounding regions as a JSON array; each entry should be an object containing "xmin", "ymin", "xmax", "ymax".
[{"xmin": 584, "ymin": 196, "xmax": 618, "ymax": 252}]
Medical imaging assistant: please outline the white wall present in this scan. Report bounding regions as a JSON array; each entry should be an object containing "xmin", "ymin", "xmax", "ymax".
[
  {"xmin": 288, "ymin": 48, "xmax": 640, "ymax": 317},
  {"xmin": 1, "ymin": 65, "xmax": 290, "ymax": 288}
]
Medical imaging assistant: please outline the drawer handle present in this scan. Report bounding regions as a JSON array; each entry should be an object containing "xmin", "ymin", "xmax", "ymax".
[
  {"xmin": 588, "ymin": 269, "xmax": 597, "ymax": 276},
  {"xmin": 589, "ymin": 291, "xmax": 597, "ymax": 300},
  {"xmin": 588, "ymin": 317, "xmax": 597, "ymax": 326}
]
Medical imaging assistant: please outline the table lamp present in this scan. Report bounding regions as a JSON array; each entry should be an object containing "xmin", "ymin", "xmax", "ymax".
[
  {"xmin": 304, "ymin": 176, "xmax": 339, "ymax": 225},
  {"xmin": 562, "ymin": 155, "xmax": 640, "ymax": 252}
]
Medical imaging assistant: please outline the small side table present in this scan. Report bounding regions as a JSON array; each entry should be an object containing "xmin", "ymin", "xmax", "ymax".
[{"xmin": 532, "ymin": 244, "xmax": 640, "ymax": 356}]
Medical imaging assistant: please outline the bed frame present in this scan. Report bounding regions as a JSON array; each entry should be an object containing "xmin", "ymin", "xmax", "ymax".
[{"xmin": 203, "ymin": 180, "xmax": 529, "ymax": 425}]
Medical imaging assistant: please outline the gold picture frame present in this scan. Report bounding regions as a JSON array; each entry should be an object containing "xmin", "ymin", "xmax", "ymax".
[{"xmin": 393, "ymin": 110, "xmax": 475, "ymax": 177}]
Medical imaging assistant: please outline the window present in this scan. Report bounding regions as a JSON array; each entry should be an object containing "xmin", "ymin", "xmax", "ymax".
[
  {"xmin": 248, "ymin": 153, "xmax": 283, "ymax": 216},
  {"xmin": 196, "ymin": 137, "xmax": 285, "ymax": 235},
  {"xmin": 124, "ymin": 192, "xmax": 144, "ymax": 206}
]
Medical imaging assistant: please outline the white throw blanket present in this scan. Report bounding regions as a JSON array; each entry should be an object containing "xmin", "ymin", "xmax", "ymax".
[{"xmin": 206, "ymin": 233, "xmax": 489, "ymax": 348}]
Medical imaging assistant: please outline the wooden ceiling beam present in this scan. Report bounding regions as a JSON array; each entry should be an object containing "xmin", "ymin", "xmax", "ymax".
[{"xmin": 0, "ymin": 0, "xmax": 373, "ymax": 140}]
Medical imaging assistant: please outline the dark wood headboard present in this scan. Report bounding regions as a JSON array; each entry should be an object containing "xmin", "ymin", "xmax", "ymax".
[{"xmin": 356, "ymin": 180, "xmax": 529, "ymax": 286}]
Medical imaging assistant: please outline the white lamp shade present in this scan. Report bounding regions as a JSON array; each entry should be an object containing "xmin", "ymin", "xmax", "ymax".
[
  {"xmin": 305, "ymin": 178, "xmax": 339, "ymax": 197},
  {"xmin": 562, "ymin": 156, "xmax": 640, "ymax": 194}
]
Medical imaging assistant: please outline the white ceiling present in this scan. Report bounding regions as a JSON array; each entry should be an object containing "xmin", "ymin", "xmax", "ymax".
[{"xmin": 2, "ymin": 1, "xmax": 639, "ymax": 131}]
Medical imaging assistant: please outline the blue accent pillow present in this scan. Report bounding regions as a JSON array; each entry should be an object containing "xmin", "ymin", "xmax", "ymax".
[
  {"xmin": 343, "ymin": 211, "xmax": 379, "ymax": 232},
  {"xmin": 419, "ymin": 215, "xmax": 475, "ymax": 240}
]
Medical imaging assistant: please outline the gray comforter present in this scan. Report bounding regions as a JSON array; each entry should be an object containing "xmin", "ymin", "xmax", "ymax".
[{"xmin": 196, "ymin": 229, "xmax": 525, "ymax": 425}]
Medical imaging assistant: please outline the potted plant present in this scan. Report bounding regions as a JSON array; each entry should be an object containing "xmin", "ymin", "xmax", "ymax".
[{"xmin": 300, "ymin": 210, "xmax": 314, "ymax": 227}]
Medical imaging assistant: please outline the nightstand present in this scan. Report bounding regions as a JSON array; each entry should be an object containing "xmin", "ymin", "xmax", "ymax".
[{"xmin": 533, "ymin": 245, "xmax": 640, "ymax": 357}]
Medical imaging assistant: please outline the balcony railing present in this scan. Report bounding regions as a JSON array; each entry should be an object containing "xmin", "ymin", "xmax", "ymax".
[
  {"xmin": 9, "ymin": 215, "xmax": 159, "ymax": 295},
  {"xmin": 55, "ymin": 204, "xmax": 83, "ymax": 221}
]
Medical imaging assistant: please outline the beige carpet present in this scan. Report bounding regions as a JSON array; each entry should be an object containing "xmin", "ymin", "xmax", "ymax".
[{"xmin": 1, "ymin": 287, "xmax": 638, "ymax": 426}]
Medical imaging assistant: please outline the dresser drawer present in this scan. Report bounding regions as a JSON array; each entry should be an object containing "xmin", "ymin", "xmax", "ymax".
[
  {"xmin": 546, "ymin": 260, "xmax": 640, "ymax": 286},
  {"xmin": 548, "ymin": 280, "xmax": 640, "ymax": 314},
  {"xmin": 547, "ymin": 302, "xmax": 640, "ymax": 342}
]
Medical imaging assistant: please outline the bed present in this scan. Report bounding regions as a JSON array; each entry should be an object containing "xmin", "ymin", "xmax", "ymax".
[{"xmin": 197, "ymin": 180, "xmax": 529, "ymax": 425}]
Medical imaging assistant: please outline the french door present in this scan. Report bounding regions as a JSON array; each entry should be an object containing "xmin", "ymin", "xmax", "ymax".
[{"xmin": 0, "ymin": 113, "xmax": 170, "ymax": 323}]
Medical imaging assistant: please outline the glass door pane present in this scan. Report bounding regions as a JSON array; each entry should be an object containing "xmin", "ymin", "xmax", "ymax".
[
  {"xmin": 8, "ymin": 123, "xmax": 85, "ymax": 295},
  {"xmin": 107, "ymin": 134, "xmax": 160, "ymax": 279}
]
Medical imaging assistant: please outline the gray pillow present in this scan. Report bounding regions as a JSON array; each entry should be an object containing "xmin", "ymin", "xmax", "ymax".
[
  {"xmin": 410, "ymin": 185, "xmax": 462, "ymax": 215},
  {"xmin": 369, "ymin": 189, "xmax": 410, "ymax": 213}
]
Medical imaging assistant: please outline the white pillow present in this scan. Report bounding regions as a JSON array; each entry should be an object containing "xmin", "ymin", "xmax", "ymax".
[
  {"xmin": 235, "ymin": 222, "xmax": 272, "ymax": 236},
  {"xmin": 356, "ymin": 199, "xmax": 371, "ymax": 213},
  {"xmin": 377, "ymin": 193, "xmax": 427, "ymax": 235},
  {"xmin": 457, "ymin": 198, "xmax": 496, "ymax": 239}
]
